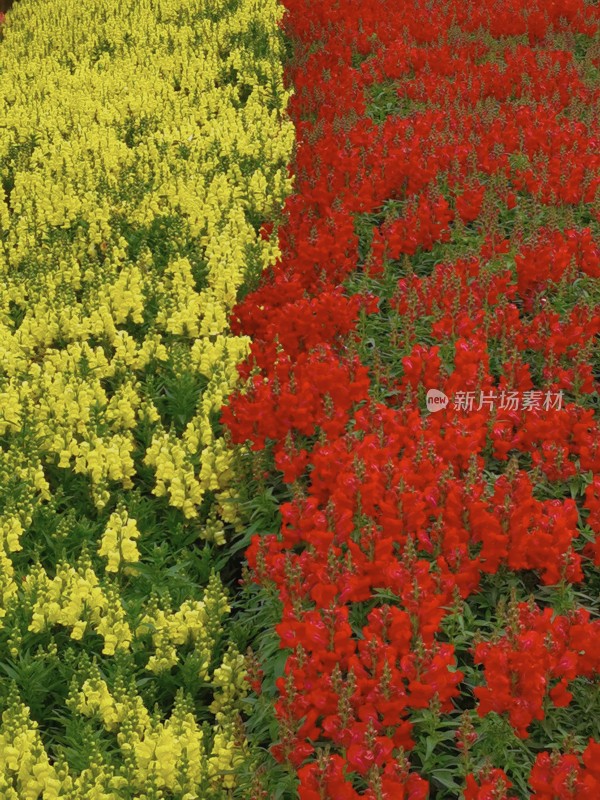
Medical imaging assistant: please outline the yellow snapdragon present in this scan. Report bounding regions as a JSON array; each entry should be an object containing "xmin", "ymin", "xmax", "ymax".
[
  {"xmin": 136, "ymin": 572, "xmax": 230, "ymax": 676},
  {"xmin": 27, "ymin": 558, "xmax": 132, "ymax": 655},
  {"xmin": 98, "ymin": 507, "xmax": 141, "ymax": 574}
]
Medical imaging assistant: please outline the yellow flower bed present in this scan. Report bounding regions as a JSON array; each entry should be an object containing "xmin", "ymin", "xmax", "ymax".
[{"xmin": 0, "ymin": 0, "xmax": 293, "ymax": 795}]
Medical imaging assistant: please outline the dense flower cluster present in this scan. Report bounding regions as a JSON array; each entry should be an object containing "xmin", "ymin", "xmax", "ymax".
[
  {"xmin": 465, "ymin": 740, "xmax": 600, "ymax": 800},
  {"xmin": 224, "ymin": 0, "xmax": 600, "ymax": 795},
  {"xmin": 529, "ymin": 740, "xmax": 600, "ymax": 799},
  {"xmin": 473, "ymin": 602, "xmax": 600, "ymax": 738},
  {"xmin": 0, "ymin": 0, "xmax": 292, "ymax": 528},
  {"xmin": 0, "ymin": 0, "xmax": 292, "ymax": 796}
]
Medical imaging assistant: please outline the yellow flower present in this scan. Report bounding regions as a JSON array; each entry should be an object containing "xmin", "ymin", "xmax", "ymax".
[{"xmin": 98, "ymin": 507, "xmax": 141, "ymax": 574}]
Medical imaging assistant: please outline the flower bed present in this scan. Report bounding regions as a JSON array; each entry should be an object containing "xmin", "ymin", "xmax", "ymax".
[
  {"xmin": 224, "ymin": 0, "xmax": 600, "ymax": 797},
  {"xmin": 0, "ymin": 0, "xmax": 292, "ymax": 796}
]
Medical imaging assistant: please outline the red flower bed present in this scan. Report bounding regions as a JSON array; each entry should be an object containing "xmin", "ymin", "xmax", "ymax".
[{"xmin": 224, "ymin": 0, "xmax": 600, "ymax": 796}]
